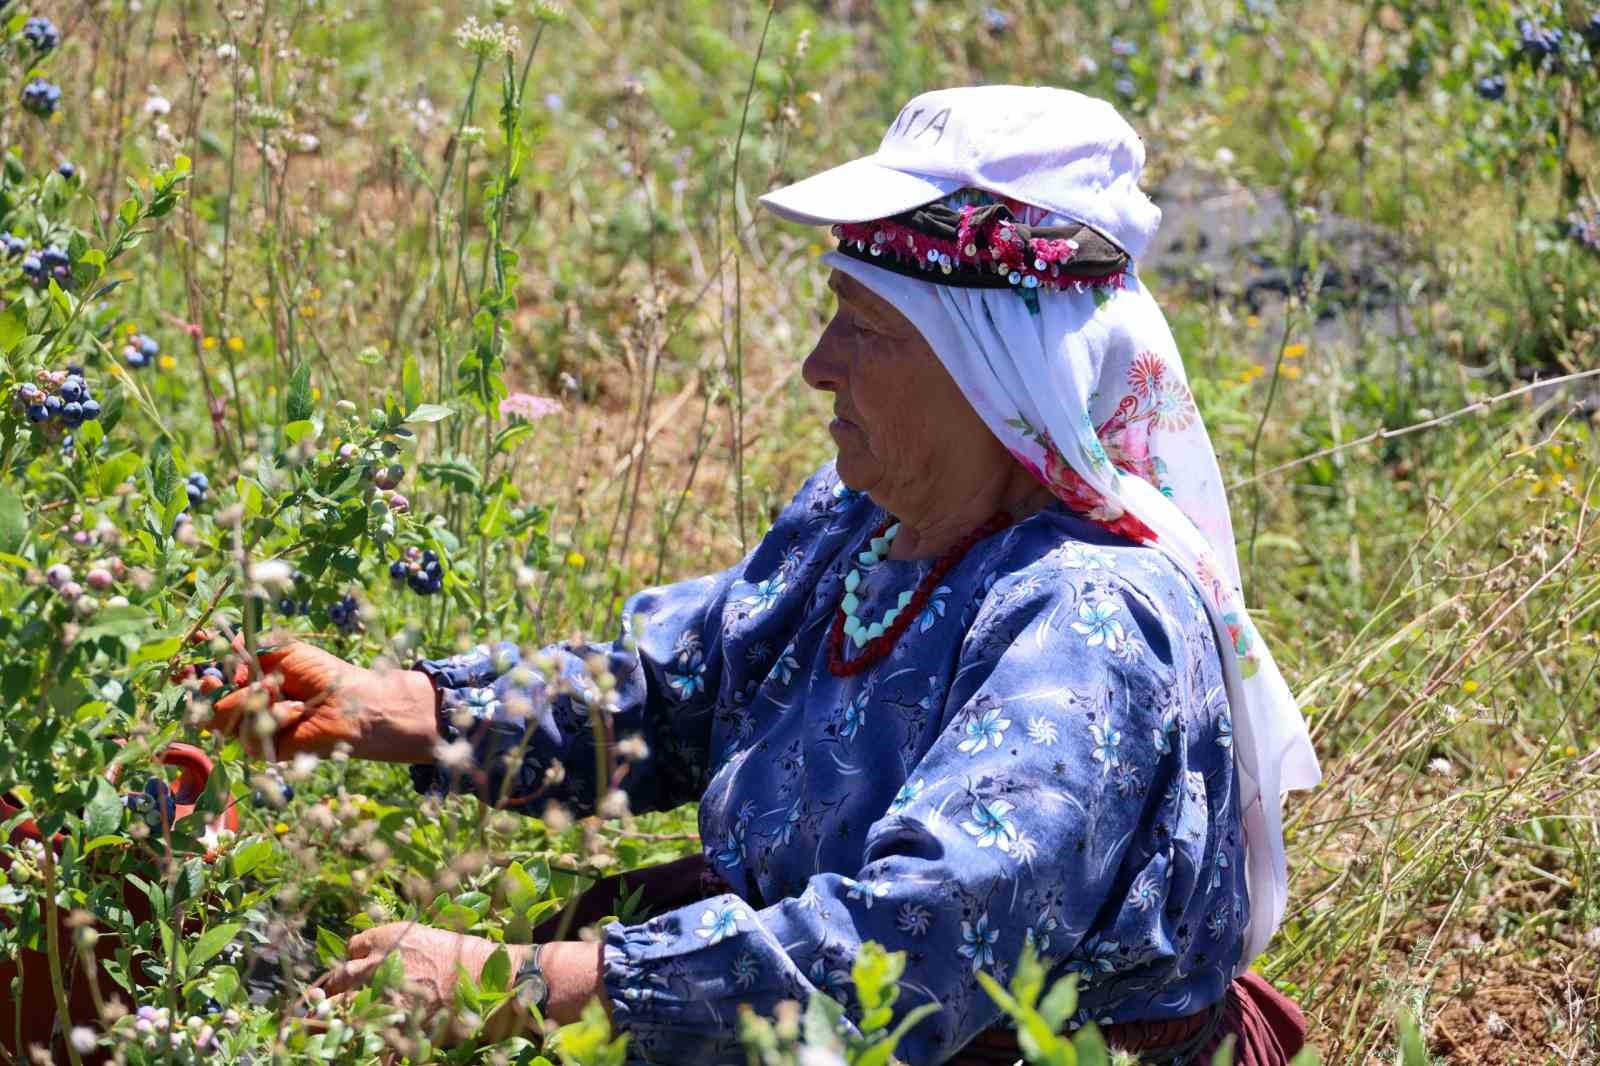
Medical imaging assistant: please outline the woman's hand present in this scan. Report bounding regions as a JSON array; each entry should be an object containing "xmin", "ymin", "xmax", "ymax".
[
  {"xmin": 322, "ymin": 923, "xmax": 605, "ymax": 1039},
  {"xmin": 209, "ymin": 639, "xmax": 438, "ymax": 762}
]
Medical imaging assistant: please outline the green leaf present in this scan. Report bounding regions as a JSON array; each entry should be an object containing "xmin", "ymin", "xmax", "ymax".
[
  {"xmin": 130, "ymin": 636, "xmax": 183, "ymax": 666},
  {"xmin": 283, "ymin": 419, "xmax": 317, "ymax": 444},
  {"xmin": 402, "ymin": 354, "xmax": 422, "ymax": 413},
  {"xmin": 286, "ymin": 362, "xmax": 313, "ymax": 422},
  {"xmin": 147, "ymin": 439, "xmax": 179, "ymax": 507},
  {"xmin": 404, "ymin": 402, "xmax": 454, "ymax": 424},
  {"xmin": 187, "ymin": 922, "xmax": 244, "ymax": 975},
  {"xmin": 502, "ymin": 861, "xmax": 544, "ymax": 915},
  {"xmin": 84, "ymin": 778, "xmax": 124, "ymax": 838},
  {"xmin": 1038, "ymin": 972, "xmax": 1080, "ymax": 1031},
  {"xmin": 230, "ymin": 838, "xmax": 273, "ymax": 878},
  {"xmin": 480, "ymin": 946, "xmax": 512, "ymax": 995},
  {"xmin": 83, "ymin": 834, "xmax": 128, "ymax": 855},
  {"xmin": 98, "ymin": 453, "xmax": 142, "ymax": 498},
  {"xmin": 315, "ymin": 926, "xmax": 347, "ymax": 967},
  {"xmin": 0, "ymin": 482, "xmax": 25, "ymax": 555},
  {"xmin": 0, "ymin": 305, "xmax": 26, "ymax": 352}
]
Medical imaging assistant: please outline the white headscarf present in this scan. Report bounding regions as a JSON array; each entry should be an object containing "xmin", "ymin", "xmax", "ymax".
[{"xmin": 823, "ymin": 191, "xmax": 1321, "ymax": 971}]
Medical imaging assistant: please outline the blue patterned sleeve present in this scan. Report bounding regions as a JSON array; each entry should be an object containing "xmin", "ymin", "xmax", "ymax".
[
  {"xmin": 600, "ymin": 560, "xmax": 1230, "ymax": 1064},
  {"xmin": 408, "ymin": 564, "xmax": 741, "ymax": 818}
]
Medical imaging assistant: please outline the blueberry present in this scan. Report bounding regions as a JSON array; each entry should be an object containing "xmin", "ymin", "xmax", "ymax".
[
  {"xmin": 1475, "ymin": 75, "xmax": 1506, "ymax": 101},
  {"xmin": 1586, "ymin": 13, "xmax": 1600, "ymax": 46},
  {"xmin": 421, "ymin": 549, "xmax": 438, "ymax": 567},
  {"xmin": 80, "ymin": 399, "xmax": 100, "ymax": 420},
  {"xmin": 41, "ymin": 247, "xmax": 69, "ymax": 269},
  {"xmin": 981, "ymin": 6, "xmax": 1008, "ymax": 33},
  {"xmin": 389, "ymin": 559, "xmax": 407, "ymax": 580},
  {"xmin": 20, "ymin": 79, "xmax": 61, "ymax": 118},
  {"xmin": 1114, "ymin": 77, "xmax": 1137, "ymax": 98},
  {"xmin": 1518, "ymin": 18, "xmax": 1563, "ymax": 63},
  {"xmin": 2, "ymin": 235, "xmax": 24, "ymax": 256},
  {"xmin": 328, "ymin": 593, "xmax": 361, "ymax": 633},
  {"xmin": 25, "ymin": 403, "xmax": 48, "ymax": 423},
  {"xmin": 61, "ymin": 401, "xmax": 84, "ymax": 426},
  {"xmin": 20, "ymin": 254, "xmax": 41, "ymax": 277},
  {"xmin": 60, "ymin": 377, "xmax": 84, "ymax": 403},
  {"xmin": 277, "ymin": 596, "xmax": 297, "ymax": 616},
  {"xmin": 44, "ymin": 394, "xmax": 62, "ymax": 415},
  {"xmin": 139, "ymin": 335, "xmax": 159, "ymax": 358},
  {"xmin": 189, "ymin": 472, "xmax": 209, "ymax": 491},
  {"xmin": 61, "ymin": 434, "xmax": 74, "ymax": 456},
  {"xmin": 1110, "ymin": 36, "xmax": 1139, "ymax": 57},
  {"xmin": 57, "ymin": 161, "xmax": 76, "ymax": 181},
  {"xmin": 22, "ymin": 17, "xmax": 59, "ymax": 52}
]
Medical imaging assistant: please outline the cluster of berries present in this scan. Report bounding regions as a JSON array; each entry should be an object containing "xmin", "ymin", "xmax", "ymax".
[
  {"xmin": 186, "ymin": 471, "xmax": 209, "ymax": 507},
  {"xmin": 327, "ymin": 592, "xmax": 362, "ymax": 634},
  {"xmin": 19, "ymin": 246, "xmax": 71, "ymax": 287},
  {"xmin": 22, "ymin": 16, "xmax": 58, "ymax": 51},
  {"xmin": 124, "ymin": 776, "xmax": 178, "ymax": 830},
  {"xmin": 17, "ymin": 367, "xmax": 101, "ymax": 426},
  {"xmin": 21, "ymin": 78, "xmax": 61, "ymax": 117},
  {"xmin": 389, "ymin": 547, "xmax": 443, "ymax": 595},
  {"xmin": 123, "ymin": 332, "xmax": 161, "ymax": 368},
  {"xmin": 46, "ymin": 561, "xmax": 127, "ymax": 617},
  {"xmin": 1518, "ymin": 17, "xmax": 1564, "ymax": 64}
]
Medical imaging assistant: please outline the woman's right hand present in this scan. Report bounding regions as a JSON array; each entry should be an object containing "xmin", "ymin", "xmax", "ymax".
[{"xmin": 209, "ymin": 639, "xmax": 440, "ymax": 763}]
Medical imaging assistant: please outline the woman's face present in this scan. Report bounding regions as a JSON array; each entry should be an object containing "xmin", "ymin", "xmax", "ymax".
[{"xmin": 803, "ymin": 270, "xmax": 1002, "ymax": 504}]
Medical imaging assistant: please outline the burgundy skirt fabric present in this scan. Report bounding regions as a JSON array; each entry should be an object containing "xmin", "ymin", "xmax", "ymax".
[{"xmin": 534, "ymin": 856, "xmax": 1308, "ymax": 1066}]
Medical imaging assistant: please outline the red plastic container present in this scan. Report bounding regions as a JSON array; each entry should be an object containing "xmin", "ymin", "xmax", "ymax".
[{"xmin": 0, "ymin": 743, "xmax": 239, "ymax": 1061}]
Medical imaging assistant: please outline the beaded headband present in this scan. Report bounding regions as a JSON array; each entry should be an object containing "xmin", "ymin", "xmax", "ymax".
[{"xmin": 832, "ymin": 196, "xmax": 1132, "ymax": 293}]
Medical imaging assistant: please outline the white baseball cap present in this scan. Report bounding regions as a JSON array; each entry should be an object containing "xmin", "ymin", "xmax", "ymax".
[{"xmin": 758, "ymin": 84, "xmax": 1162, "ymax": 261}]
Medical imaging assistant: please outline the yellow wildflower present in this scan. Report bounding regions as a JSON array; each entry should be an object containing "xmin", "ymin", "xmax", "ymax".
[
  {"xmin": 253, "ymin": 294, "xmax": 268, "ymax": 310},
  {"xmin": 1246, "ymin": 314, "xmax": 1261, "ymax": 329},
  {"xmin": 274, "ymin": 822, "xmax": 289, "ymax": 834},
  {"xmin": 1283, "ymin": 343, "xmax": 1306, "ymax": 359},
  {"xmin": 227, "ymin": 336, "xmax": 244, "ymax": 351},
  {"xmin": 158, "ymin": 355, "xmax": 177, "ymax": 370},
  {"xmin": 1461, "ymin": 679, "xmax": 1479, "ymax": 694},
  {"xmin": 565, "ymin": 550, "xmax": 586, "ymax": 569},
  {"xmin": 308, "ymin": 287, "xmax": 322, "ymax": 301},
  {"xmin": 1281, "ymin": 365, "xmax": 1301, "ymax": 380},
  {"xmin": 312, "ymin": 387, "xmax": 322, "ymax": 401},
  {"xmin": 1565, "ymin": 745, "xmax": 1579, "ymax": 758},
  {"xmin": 202, "ymin": 336, "xmax": 219, "ymax": 350}
]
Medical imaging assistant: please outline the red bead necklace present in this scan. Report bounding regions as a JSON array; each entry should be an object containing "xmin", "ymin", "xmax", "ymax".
[{"xmin": 827, "ymin": 511, "xmax": 1013, "ymax": 677}]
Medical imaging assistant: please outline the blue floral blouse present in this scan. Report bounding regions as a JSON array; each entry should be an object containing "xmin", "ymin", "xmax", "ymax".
[{"xmin": 411, "ymin": 463, "xmax": 1247, "ymax": 1065}]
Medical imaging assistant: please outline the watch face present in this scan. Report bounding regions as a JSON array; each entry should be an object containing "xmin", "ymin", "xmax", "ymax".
[{"xmin": 517, "ymin": 971, "xmax": 549, "ymax": 1010}]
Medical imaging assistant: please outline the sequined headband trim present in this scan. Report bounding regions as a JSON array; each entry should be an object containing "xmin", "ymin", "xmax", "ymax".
[{"xmin": 832, "ymin": 199, "xmax": 1132, "ymax": 292}]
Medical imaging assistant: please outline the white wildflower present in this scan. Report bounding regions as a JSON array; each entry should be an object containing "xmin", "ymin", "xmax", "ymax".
[
  {"xmin": 453, "ymin": 16, "xmax": 521, "ymax": 58},
  {"xmin": 144, "ymin": 94, "xmax": 172, "ymax": 117},
  {"xmin": 432, "ymin": 738, "xmax": 475, "ymax": 771},
  {"xmin": 1427, "ymin": 757, "xmax": 1453, "ymax": 777},
  {"xmin": 70, "ymin": 1027, "xmax": 97, "ymax": 1054}
]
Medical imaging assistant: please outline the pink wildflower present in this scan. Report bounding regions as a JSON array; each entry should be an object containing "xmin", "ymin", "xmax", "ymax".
[{"xmin": 499, "ymin": 392, "xmax": 562, "ymax": 421}]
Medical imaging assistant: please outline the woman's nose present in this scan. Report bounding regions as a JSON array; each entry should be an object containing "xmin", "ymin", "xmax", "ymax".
[{"xmin": 802, "ymin": 321, "xmax": 845, "ymax": 393}]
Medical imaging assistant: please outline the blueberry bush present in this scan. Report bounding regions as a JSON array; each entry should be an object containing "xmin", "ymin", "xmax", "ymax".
[{"xmin": 0, "ymin": 0, "xmax": 1594, "ymax": 1063}]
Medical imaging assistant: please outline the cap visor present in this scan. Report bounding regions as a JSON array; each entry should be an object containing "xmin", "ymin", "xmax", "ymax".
[{"xmin": 758, "ymin": 155, "xmax": 963, "ymax": 226}]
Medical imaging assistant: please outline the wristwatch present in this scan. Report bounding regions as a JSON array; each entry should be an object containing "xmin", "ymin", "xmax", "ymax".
[{"xmin": 514, "ymin": 944, "xmax": 551, "ymax": 1016}]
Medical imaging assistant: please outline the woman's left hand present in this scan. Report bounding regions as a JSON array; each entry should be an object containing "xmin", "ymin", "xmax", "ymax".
[{"xmin": 322, "ymin": 923, "xmax": 605, "ymax": 1039}]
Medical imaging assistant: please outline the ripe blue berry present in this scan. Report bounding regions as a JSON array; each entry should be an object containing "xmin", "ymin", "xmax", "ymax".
[
  {"xmin": 1475, "ymin": 75, "xmax": 1506, "ymax": 101},
  {"xmin": 1585, "ymin": 13, "xmax": 1600, "ymax": 46},
  {"xmin": 981, "ymin": 7, "xmax": 1009, "ymax": 34},
  {"xmin": 22, "ymin": 17, "xmax": 59, "ymax": 52},
  {"xmin": 389, "ymin": 559, "xmax": 407, "ymax": 580},
  {"xmin": 61, "ymin": 377, "xmax": 85, "ymax": 404},
  {"xmin": 186, "ymin": 472, "xmax": 209, "ymax": 506},
  {"xmin": 21, "ymin": 79, "xmax": 62, "ymax": 118},
  {"xmin": 1114, "ymin": 77, "xmax": 1137, "ymax": 99},
  {"xmin": 81, "ymin": 399, "xmax": 100, "ymax": 420},
  {"xmin": 328, "ymin": 593, "xmax": 361, "ymax": 634},
  {"xmin": 2, "ymin": 235, "xmax": 24, "ymax": 257},
  {"xmin": 44, "ymin": 394, "xmax": 61, "ymax": 416},
  {"xmin": 20, "ymin": 254, "xmax": 42, "ymax": 280},
  {"xmin": 57, "ymin": 161, "xmax": 76, "ymax": 181},
  {"xmin": 26, "ymin": 403, "xmax": 48, "ymax": 423},
  {"xmin": 61, "ymin": 401, "xmax": 84, "ymax": 426},
  {"xmin": 1518, "ymin": 18, "xmax": 1563, "ymax": 63}
]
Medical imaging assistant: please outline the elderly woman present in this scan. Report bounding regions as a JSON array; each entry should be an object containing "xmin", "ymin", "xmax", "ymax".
[{"xmin": 215, "ymin": 86, "xmax": 1320, "ymax": 1065}]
